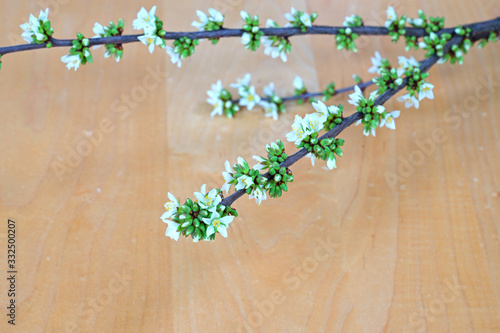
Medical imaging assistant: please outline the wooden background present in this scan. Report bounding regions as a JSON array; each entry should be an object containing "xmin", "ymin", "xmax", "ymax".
[{"xmin": 1, "ymin": 0, "xmax": 499, "ymax": 332}]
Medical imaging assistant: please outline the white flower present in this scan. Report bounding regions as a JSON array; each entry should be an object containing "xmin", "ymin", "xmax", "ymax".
[
  {"xmin": 221, "ymin": 161, "xmax": 234, "ymax": 193},
  {"xmin": 262, "ymin": 36, "xmax": 288, "ymax": 62},
  {"xmin": 207, "ymin": 80, "xmax": 224, "ymax": 117},
  {"xmin": 192, "ymin": 8, "xmax": 224, "ymax": 30},
  {"xmin": 194, "ymin": 185, "xmax": 221, "ymax": 211},
  {"xmin": 230, "ymin": 73, "xmax": 251, "ymax": 92},
  {"xmin": 161, "ymin": 192, "xmax": 179, "ymax": 220},
  {"xmin": 202, "ymin": 211, "xmax": 234, "ymax": 238},
  {"xmin": 192, "ymin": 10, "xmax": 209, "ymax": 30},
  {"xmin": 397, "ymin": 93, "xmax": 420, "ymax": 109},
  {"xmin": 343, "ymin": 15, "xmax": 357, "ymax": 26},
  {"xmin": 396, "ymin": 56, "xmax": 420, "ymax": 76},
  {"xmin": 235, "ymin": 175, "xmax": 254, "ymax": 191},
  {"xmin": 163, "ymin": 219, "xmax": 181, "ymax": 241},
  {"xmin": 385, "ymin": 6, "xmax": 397, "ymax": 28},
  {"xmin": 20, "ymin": 9, "xmax": 49, "ymax": 43},
  {"xmin": 93, "ymin": 22, "xmax": 106, "ymax": 37},
  {"xmin": 263, "ymin": 82, "xmax": 275, "ymax": 97},
  {"xmin": 138, "ymin": 34, "xmax": 163, "ymax": 54},
  {"xmin": 380, "ymin": 110, "xmax": 400, "ymax": 129},
  {"xmin": 240, "ymin": 10, "xmax": 251, "ymax": 22},
  {"xmin": 293, "ymin": 76, "xmax": 305, "ymax": 90},
  {"xmin": 363, "ymin": 127, "xmax": 377, "ymax": 137},
  {"xmin": 284, "ymin": 7, "xmax": 298, "ymax": 25},
  {"xmin": 286, "ymin": 115, "xmax": 307, "ymax": 145},
  {"xmin": 252, "ymin": 156, "xmax": 267, "ymax": 171},
  {"xmin": 249, "ymin": 186, "xmax": 267, "ymax": 205},
  {"xmin": 166, "ymin": 46, "xmax": 182, "ymax": 68},
  {"xmin": 312, "ymin": 100, "xmax": 329, "ymax": 117},
  {"xmin": 241, "ymin": 32, "xmax": 252, "ymax": 47},
  {"xmin": 306, "ymin": 152, "xmax": 316, "ymax": 166},
  {"xmin": 92, "ymin": 22, "xmax": 106, "ymax": 49},
  {"xmin": 368, "ymin": 51, "xmax": 384, "ymax": 74},
  {"xmin": 237, "ymin": 156, "xmax": 248, "ymax": 167},
  {"xmin": 418, "ymin": 82, "xmax": 434, "ymax": 101},
  {"xmin": 208, "ymin": 8, "xmax": 224, "ymax": 23},
  {"xmin": 61, "ymin": 54, "xmax": 81, "ymax": 71},
  {"xmin": 407, "ymin": 17, "xmax": 424, "ymax": 27},
  {"xmin": 348, "ymin": 85, "xmax": 364, "ymax": 106},
  {"xmin": 38, "ymin": 8, "xmax": 49, "ymax": 22},
  {"xmin": 239, "ymin": 86, "xmax": 261, "ymax": 110},
  {"xmin": 326, "ymin": 155, "xmax": 337, "ymax": 169},
  {"xmin": 133, "ymin": 6, "xmax": 157, "ymax": 34},
  {"xmin": 303, "ymin": 113, "xmax": 325, "ymax": 133},
  {"xmin": 300, "ymin": 12, "xmax": 312, "ymax": 27},
  {"xmin": 259, "ymin": 101, "xmax": 279, "ymax": 121}
]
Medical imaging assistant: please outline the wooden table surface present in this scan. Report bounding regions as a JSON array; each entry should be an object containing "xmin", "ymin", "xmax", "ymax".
[{"xmin": 1, "ymin": 0, "xmax": 499, "ymax": 332}]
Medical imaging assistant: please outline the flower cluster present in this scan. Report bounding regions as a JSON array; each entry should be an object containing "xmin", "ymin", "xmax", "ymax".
[
  {"xmin": 349, "ymin": 86, "xmax": 399, "ymax": 136},
  {"xmin": 322, "ymin": 82, "xmax": 336, "ymax": 101},
  {"xmin": 261, "ymin": 83, "xmax": 285, "ymax": 120},
  {"xmin": 262, "ymin": 19, "xmax": 292, "ymax": 62},
  {"xmin": 254, "ymin": 141, "xmax": 294, "ymax": 198},
  {"xmin": 286, "ymin": 101, "xmax": 345, "ymax": 168},
  {"xmin": 192, "ymin": 8, "xmax": 224, "ymax": 44},
  {"xmin": 231, "ymin": 74, "xmax": 260, "ymax": 110},
  {"xmin": 418, "ymin": 32, "xmax": 452, "ymax": 58},
  {"xmin": 161, "ymin": 186, "xmax": 238, "ymax": 242},
  {"xmin": 438, "ymin": 25, "xmax": 473, "ymax": 65},
  {"xmin": 322, "ymin": 104, "xmax": 344, "ymax": 131},
  {"xmin": 222, "ymin": 157, "xmax": 268, "ymax": 204},
  {"xmin": 133, "ymin": 6, "xmax": 167, "ymax": 54},
  {"xmin": 20, "ymin": 9, "xmax": 53, "ymax": 47},
  {"xmin": 61, "ymin": 33, "xmax": 93, "ymax": 71},
  {"xmin": 299, "ymin": 136, "xmax": 344, "ymax": 170},
  {"xmin": 207, "ymin": 80, "xmax": 240, "ymax": 118},
  {"xmin": 241, "ymin": 11, "xmax": 264, "ymax": 51},
  {"xmin": 368, "ymin": 51, "xmax": 391, "ymax": 74},
  {"xmin": 92, "ymin": 20, "xmax": 125, "ymax": 62},
  {"xmin": 336, "ymin": 15, "xmax": 363, "ymax": 52},
  {"xmin": 284, "ymin": 7, "xmax": 317, "ymax": 32},
  {"xmin": 385, "ymin": 6, "xmax": 407, "ymax": 42},
  {"xmin": 372, "ymin": 56, "xmax": 405, "ymax": 94},
  {"xmin": 208, "ymin": 75, "xmax": 288, "ymax": 120},
  {"xmin": 167, "ymin": 37, "xmax": 199, "ymax": 68},
  {"xmin": 397, "ymin": 66, "xmax": 433, "ymax": 109}
]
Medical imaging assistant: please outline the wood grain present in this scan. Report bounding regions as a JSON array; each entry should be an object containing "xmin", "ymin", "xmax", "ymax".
[{"xmin": 0, "ymin": 0, "xmax": 499, "ymax": 332}]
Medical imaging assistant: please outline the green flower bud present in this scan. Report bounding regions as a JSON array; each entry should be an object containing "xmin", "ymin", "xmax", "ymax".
[
  {"xmin": 181, "ymin": 220, "xmax": 192, "ymax": 228},
  {"xmin": 184, "ymin": 226, "xmax": 195, "ymax": 236}
]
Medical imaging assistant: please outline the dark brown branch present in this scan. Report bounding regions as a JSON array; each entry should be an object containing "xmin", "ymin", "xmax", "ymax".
[
  {"xmin": 0, "ymin": 17, "xmax": 498, "ymax": 56},
  {"xmin": 220, "ymin": 34, "xmax": 467, "ymax": 207}
]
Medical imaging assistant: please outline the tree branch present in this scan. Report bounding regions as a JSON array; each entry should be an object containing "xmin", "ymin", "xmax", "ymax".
[
  {"xmin": 0, "ymin": 17, "xmax": 498, "ymax": 56},
  {"xmin": 220, "ymin": 34, "xmax": 467, "ymax": 207}
]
